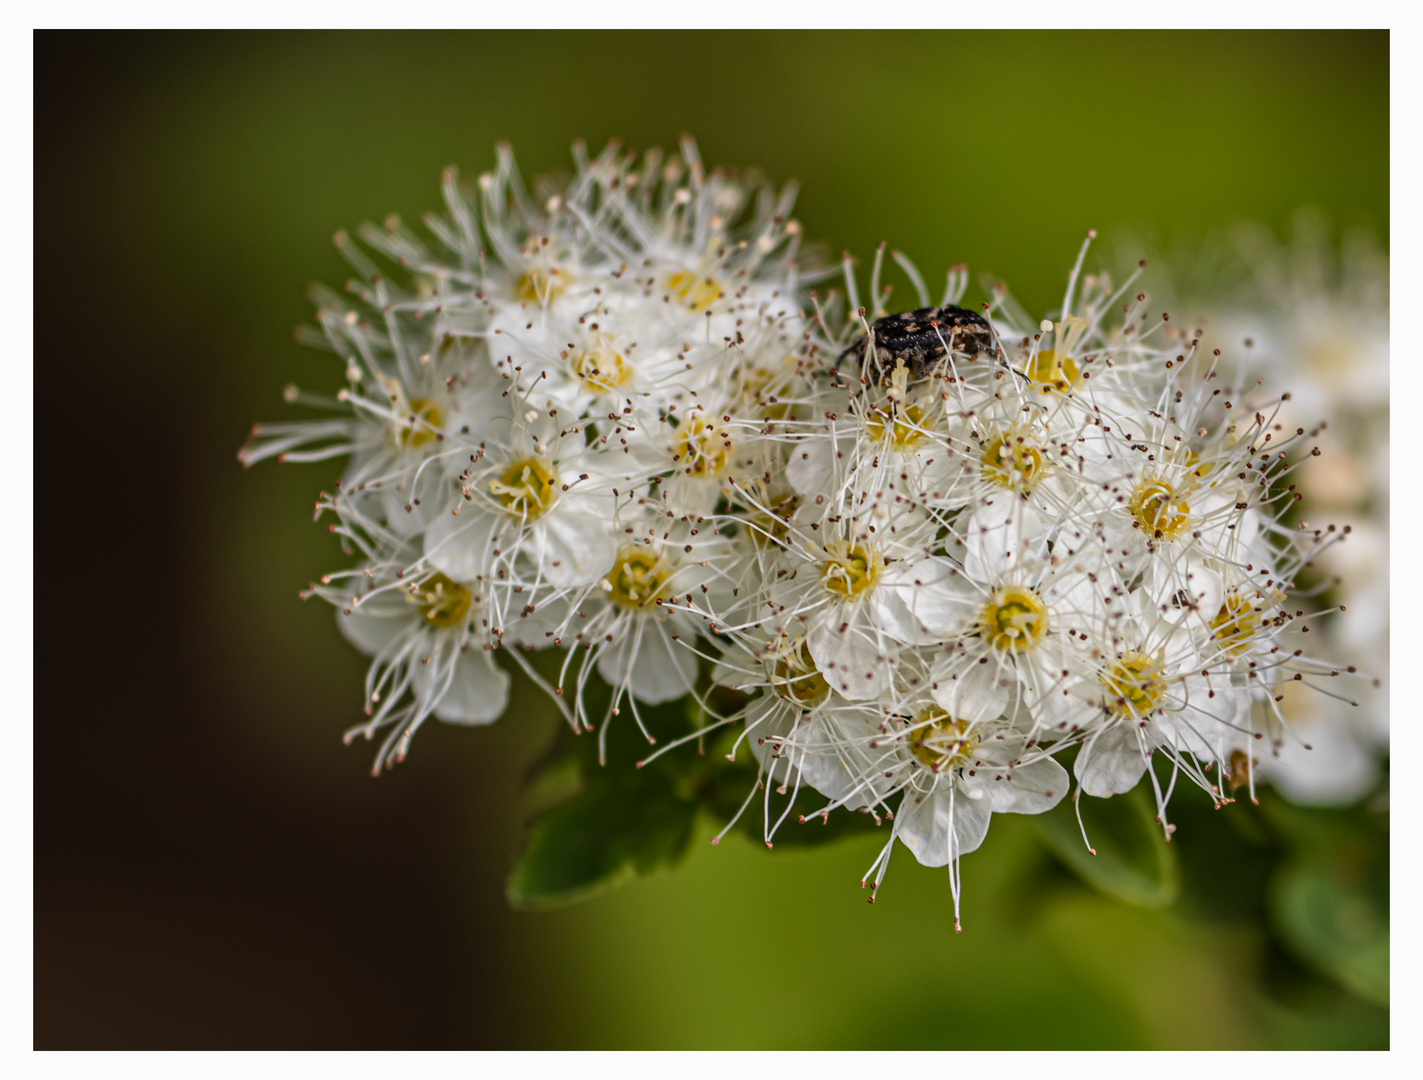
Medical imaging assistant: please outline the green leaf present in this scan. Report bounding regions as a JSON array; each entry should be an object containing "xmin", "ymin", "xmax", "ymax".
[
  {"xmin": 1270, "ymin": 846, "xmax": 1389, "ymax": 1006},
  {"xmin": 507, "ymin": 766, "xmax": 699, "ymax": 910},
  {"xmin": 1033, "ymin": 785, "xmax": 1180, "ymax": 908}
]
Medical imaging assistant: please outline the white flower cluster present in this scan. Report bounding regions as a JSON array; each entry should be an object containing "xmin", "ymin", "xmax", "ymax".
[
  {"xmin": 243, "ymin": 140, "xmax": 812, "ymax": 767},
  {"xmin": 245, "ymin": 143, "xmax": 1355, "ymax": 916},
  {"xmin": 1182, "ymin": 215, "xmax": 1388, "ymax": 806}
]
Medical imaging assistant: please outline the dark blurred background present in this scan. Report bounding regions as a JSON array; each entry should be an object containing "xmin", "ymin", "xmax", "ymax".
[{"xmin": 35, "ymin": 30, "xmax": 1388, "ymax": 1048}]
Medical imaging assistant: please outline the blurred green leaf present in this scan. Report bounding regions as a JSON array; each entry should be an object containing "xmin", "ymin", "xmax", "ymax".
[
  {"xmin": 1034, "ymin": 785, "xmax": 1181, "ymax": 908},
  {"xmin": 508, "ymin": 688, "xmax": 708, "ymax": 909},
  {"xmin": 1270, "ymin": 845, "xmax": 1388, "ymax": 1007},
  {"xmin": 507, "ymin": 765, "xmax": 699, "ymax": 910}
]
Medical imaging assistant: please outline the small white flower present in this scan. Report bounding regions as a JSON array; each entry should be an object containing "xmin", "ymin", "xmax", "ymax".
[{"xmin": 326, "ymin": 563, "xmax": 510, "ymax": 773}]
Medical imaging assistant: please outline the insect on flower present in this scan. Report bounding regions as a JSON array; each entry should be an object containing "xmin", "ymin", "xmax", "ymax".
[{"xmin": 840, "ymin": 304, "xmax": 996, "ymax": 384}]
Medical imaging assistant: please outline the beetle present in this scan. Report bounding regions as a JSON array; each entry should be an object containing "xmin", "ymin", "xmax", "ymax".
[{"xmin": 840, "ymin": 304, "xmax": 995, "ymax": 384}]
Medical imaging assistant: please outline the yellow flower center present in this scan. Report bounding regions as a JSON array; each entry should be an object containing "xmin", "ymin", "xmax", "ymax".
[
  {"xmin": 737, "ymin": 362, "xmax": 799, "ymax": 421},
  {"xmin": 1099, "ymin": 652, "xmax": 1168, "ymax": 717},
  {"xmin": 820, "ymin": 541, "xmax": 883, "ymax": 598},
  {"xmin": 1209, "ymin": 591, "xmax": 1265, "ymax": 656},
  {"xmin": 865, "ymin": 403, "xmax": 933, "ymax": 450},
  {"xmin": 981, "ymin": 432, "xmax": 1046, "ymax": 492},
  {"xmin": 571, "ymin": 340, "xmax": 634, "ymax": 391},
  {"xmin": 906, "ymin": 709, "xmax": 979, "ymax": 771},
  {"xmin": 770, "ymin": 642, "xmax": 831, "ymax": 709},
  {"xmin": 1128, "ymin": 475, "xmax": 1192, "ymax": 540},
  {"xmin": 673, "ymin": 412, "xmax": 732, "ymax": 477},
  {"xmin": 396, "ymin": 398, "xmax": 443, "ymax": 448},
  {"xmin": 514, "ymin": 268, "xmax": 567, "ymax": 304},
  {"xmin": 1023, "ymin": 348, "xmax": 1080, "ymax": 392},
  {"xmin": 491, "ymin": 458, "xmax": 559, "ymax": 520},
  {"xmin": 1182, "ymin": 449, "xmax": 1213, "ymax": 481},
  {"xmin": 979, "ymin": 585, "xmax": 1049, "ymax": 652},
  {"xmin": 407, "ymin": 572, "xmax": 473, "ymax": 630},
  {"xmin": 666, "ymin": 270, "xmax": 722, "ymax": 311},
  {"xmin": 605, "ymin": 548, "xmax": 672, "ymax": 609},
  {"xmin": 748, "ymin": 493, "xmax": 800, "ymax": 550}
]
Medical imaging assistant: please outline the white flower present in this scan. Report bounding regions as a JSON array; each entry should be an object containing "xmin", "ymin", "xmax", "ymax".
[{"xmin": 325, "ymin": 563, "xmax": 510, "ymax": 773}]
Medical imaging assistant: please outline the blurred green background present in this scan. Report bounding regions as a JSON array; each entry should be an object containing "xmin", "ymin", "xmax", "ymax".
[{"xmin": 36, "ymin": 30, "xmax": 1388, "ymax": 1048}]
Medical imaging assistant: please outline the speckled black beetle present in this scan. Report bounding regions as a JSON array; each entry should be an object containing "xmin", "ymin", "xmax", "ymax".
[{"xmin": 840, "ymin": 304, "xmax": 995, "ymax": 383}]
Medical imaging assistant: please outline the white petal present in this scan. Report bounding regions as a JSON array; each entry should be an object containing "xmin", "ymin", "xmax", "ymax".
[
  {"xmin": 1144, "ymin": 555, "xmax": 1223, "ymax": 627},
  {"xmin": 896, "ymin": 785, "xmax": 993, "ymax": 867},
  {"xmin": 337, "ymin": 605, "xmax": 409, "ymax": 657},
  {"xmin": 595, "ymin": 616, "xmax": 698, "ymax": 704},
  {"xmin": 875, "ymin": 558, "xmax": 978, "ymax": 640},
  {"xmin": 930, "ymin": 659, "xmax": 1010, "ymax": 723},
  {"xmin": 978, "ymin": 755, "xmax": 1069, "ymax": 814},
  {"xmin": 807, "ymin": 613, "xmax": 892, "ymax": 702},
  {"xmin": 533, "ymin": 510, "xmax": 618, "ymax": 587},
  {"xmin": 1075, "ymin": 724, "xmax": 1148, "ymax": 797},
  {"xmin": 423, "ymin": 510, "xmax": 500, "ymax": 583},
  {"xmin": 419, "ymin": 650, "xmax": 511, "ymax": 725},
  {"xmin": 962, "ymin": 501, "xmax": 1046, "ymax": 582},
  {"xmin": 786, "ymin": 433, "xmax": 847, "ymax": 496}
]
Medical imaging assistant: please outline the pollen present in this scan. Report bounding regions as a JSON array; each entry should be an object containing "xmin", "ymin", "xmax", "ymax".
[
  {"xmin": 666, "ymin": 270, "xmax": 722, "ymax": 311},
  {"xmin": 1209, "ymin": 590, "xmax": 1266, "ymax": 656},
  {"xmin": 514, "ymin": 267, "xmax": 567, "ymax": 304},
  {"xmin": 1128, "ymin": 474, "xmax": 1192, "ymax": 540},
  {"xmin": 748, "ymin": 493, "xmax": 801, "ymax": 550},
  {"xmin": 1022, "ymin": 348, "xmax": 1080, "ymax": 393},
  {"xmin": 396, "ymin": 398, "xmax": 443, "ymax": 448},
  {"xmin": 1099, "ymin": 651, "xmax": 1168, "ymax": 717},
  {"xmin": 737, "ymin": 361, "xmax": 797, "ymax": 421},
  {"xmin": 865, "ymin": 403, "xmax": 933, "ymax": 451},
  {"xmin": 606, "ymin": 547, "xmax": 672, "ymax": 609},
  {"xmin": 979, "ymin": 585, "xmax": 1049, "ymax": 652},
  {"xmin": 673, "ymin": 411, "xmax": 732, "ymax": 477},
  {"xmin": 407, "ymin": 572, "xmax": 473, "ymax": 630},
  {"xmin": 906, "ymin": 709, "xmax": 978, "ymax": 771},
  {"xmin": 770, "ymin": 641, "xmax": 831, "ymax": 709},
  {"xmin": 981, "ymin": 431, "xmax": 1046, "ymax": 492},
  {"xmin": 491, "ymin": 457, "xmax": 559, "ymax": 520},
  {"xmin": 820, "ymin": 541, "xmax": 883, "ymax": 598},
  {"xmin": 571, "ymin": 338, "xmax": 634, "ymax": 391}
]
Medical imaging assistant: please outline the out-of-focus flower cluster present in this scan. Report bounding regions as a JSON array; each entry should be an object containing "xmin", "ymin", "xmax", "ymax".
[
  {"xmin": 1169, "ymin": 213, "xmax": 1388, "ymax": 806},
  {"xmin": 245, "ymin": 145, "xmax": 1364, "ymax": 917}
]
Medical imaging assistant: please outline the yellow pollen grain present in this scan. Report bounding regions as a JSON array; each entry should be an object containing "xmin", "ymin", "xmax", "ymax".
[
  {"xmin": 571, "ymin": 341, "xmax": 634, "ymax": 390},
  {"xmin": 1023, "ymin": 348, "xmax": 1080, "ymax": 392},
  {"xmin": 820, "ymin": 541, "xmax": 883, "ymax": 598},
  {"xmin": 408, "ymin": 572, "xmax": 473, "ymax": 630},
  {"xmin": 1128, "ymin": 475, "xmax": 1192, "ymax": 540},
  {"xmin": 673, "ymin": 413, "xmax": 732, "ymax": 477},
  {"xmin": 605, "ymin": 548, "xmax": 672, "ymax": 609},
  {"xmin": 865, "ymin": 403, "xmax": 933, "ymax": 450},
  {"xmin": 491, "ymin": 458, "xmax": 558, "ymax": 520},
  {"xmin": 666, "ymin": 270, "xmax": 722, "ymax": 312},
  {"xmin": 771, "ymin": 641, "xmax": 831, "ymax": 709},
  {"xmin": 748, "ymin": 493, "xmax": 800, "ymax": 550},
  {"xmin": 979, "ymin": 585, "xmax": 1049, "ymax": 652},
  {"xmin": 981, "ymin": 432, "xmax": 1045, "ymax": 492},
  {"xmin": 907, "ymin": 709, "xmax": 978, "ymax": 771},
  {"xmin": 1099, "ymin": 652, "xmax": 1167, "ymax": 717},
  {"xmin": 1209, "ymin": 591, "xmax": 1265, "ymax": 656},
  {"xmin": 396, "ymin": 398, "xmax": 443, "ymax": 448},
  {"xmin": 514, "ymin": 268, "xmax": 566, "ymax": 304}
]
